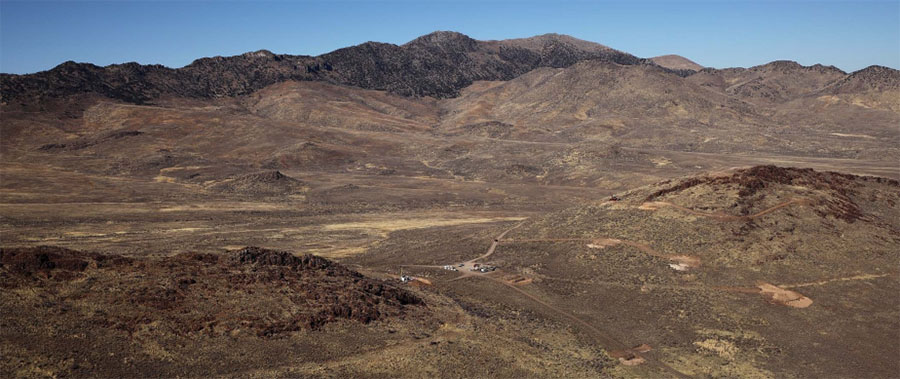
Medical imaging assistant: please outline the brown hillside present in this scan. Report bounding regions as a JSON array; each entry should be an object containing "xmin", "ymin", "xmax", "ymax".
[
  {"xmin": 651, "ymin": 54, "xmax": 704, "ymax": 71},
  {"xmin": 687, "ymin": 61, "xmax": 847, "ymax": 105}
]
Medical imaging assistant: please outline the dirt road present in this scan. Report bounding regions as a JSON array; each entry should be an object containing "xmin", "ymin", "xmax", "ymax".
[{"xmin": 472, "ymin": 222, "xmax": 524, "ymax": 262}]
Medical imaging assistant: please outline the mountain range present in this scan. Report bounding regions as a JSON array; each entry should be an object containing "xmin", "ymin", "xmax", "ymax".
[
  {"xmin": 5, "ymin": 31, "xmax": 894, "ymax": 107},
  {"xmin": 1, "ymin": 32, "xmax": 650, "ymax": 103}
]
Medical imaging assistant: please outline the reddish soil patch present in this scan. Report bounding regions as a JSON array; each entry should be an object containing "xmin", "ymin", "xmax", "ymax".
[
  {"xmin": 757, "ymin": 282, "xmax": 813, "ymax": 308},
  {"xmin": 503, "ymin": 274, "xmax": 533, "ymax": 286},
  {"xmin": 608, "ymin": 344, "xmax": 653, "ymax": 366},
  {"xmin": 668, "ymin": 255, "xmax": 701, "ymax": 271},
  {"xmin": 408, "ymin": 277, "xmax": 433, "ymax": 287}
]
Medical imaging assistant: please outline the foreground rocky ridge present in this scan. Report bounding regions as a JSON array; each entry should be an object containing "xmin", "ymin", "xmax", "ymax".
[
  {"xmin": 1, "ymin": 246, "xmax": 425, "ymax": 333},
  {"xmin": 0, "ymin": 245, "xmax": 621, "ymax": 378},
  {"xmin": 0, "ymin": 246, "xmax": 432, "ymax": 376}
]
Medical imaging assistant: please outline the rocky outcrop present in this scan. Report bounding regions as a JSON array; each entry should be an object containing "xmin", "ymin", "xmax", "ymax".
[
  {"xmin": 209, "ymin": 171, "xmax": 306, "ymax": 195},
  {"xmin": 829, "ymin": 65, "xmax": 900, "ymax": 93},
  {"xmin": 0, "ymin": 245, "xmax": 425, "ymax": 334},
  {"xmin": 645, "ymin": 165, "xmax": 899, "ymax": 222}
]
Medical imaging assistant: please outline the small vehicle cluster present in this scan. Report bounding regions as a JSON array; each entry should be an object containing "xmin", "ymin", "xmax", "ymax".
[
  {"xmin": 440, "ymin": 263, "xmax": 498, "ymax": 273},
  {"xmin": 470, "ymin": 263, "xmax": 496, "ymax": 273}
]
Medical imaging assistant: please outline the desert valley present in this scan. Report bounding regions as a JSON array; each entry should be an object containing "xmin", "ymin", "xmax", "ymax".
[{"xmin": 1, "ymin": 30, "xmax": 899, "ymax": 378}]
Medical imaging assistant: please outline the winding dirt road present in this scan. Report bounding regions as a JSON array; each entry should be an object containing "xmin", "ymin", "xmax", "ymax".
[{"xmin": 472, "ymin": 222, "xmax": 524, "ymax": 262}]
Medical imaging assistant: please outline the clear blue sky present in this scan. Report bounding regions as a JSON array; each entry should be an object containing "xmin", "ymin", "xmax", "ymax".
[{"xmin": 1, "ymin": 0, "xmax": 898, "ymax": 74}]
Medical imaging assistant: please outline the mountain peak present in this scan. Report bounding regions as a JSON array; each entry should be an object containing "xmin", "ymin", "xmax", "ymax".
[
  {"xmin": 831, "ymin": 65, "xmax": 900, "ymax": 92},
  {"xmin": 242, "ymin": 49, "xmax": 276, "ymax": 58},
  {"xmin": 852, "ymin": 64, "xmax": 899, "ymax": 76},
  {"xmin": 761, "ymin": 60, "xmax": 803, "ymax": 69},
  {"xmin": 51, "ymin": 60, "xmax": 96, "ymax": 71},
  {"xmin": 406, "ymin": 31, "xmax": 475, "ymax": 45},
  {"xmin": 499, "ymin": 33, "xmax": 614, "ymax": 53},
  {"xmin": 650, "ymin": 54, "xmax": 703, "ymax": 71},
  {"xmin": 751, "ymin": 60, "xmax": 846, "ymax": 75}
]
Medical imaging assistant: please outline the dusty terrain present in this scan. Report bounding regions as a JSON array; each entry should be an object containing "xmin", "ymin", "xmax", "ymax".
[
  {"xmin": 354, "ymin": 166, "xmax": 900, "ymax": 378},
  {"xmin": 1, "ymin": 32, "xmax": 899, "ymax": 378}
]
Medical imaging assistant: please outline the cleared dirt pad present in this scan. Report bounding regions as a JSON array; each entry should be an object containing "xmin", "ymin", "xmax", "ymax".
[
  {"xmin": 608, "ymin": 344, "xmax": 653, "ymax": 366},
  {"xmin": 757, "ymin": 282, "xmax": 813, "ymax": 308}
]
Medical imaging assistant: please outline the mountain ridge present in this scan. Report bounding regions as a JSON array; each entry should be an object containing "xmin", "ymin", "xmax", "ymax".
[
  {"xmin": 7, "ymin": 31, "xmax": 893, "ymax": 107},
  {"xmin": 0, "ymin": 31, "xmax": 652, "ymax": 105}
]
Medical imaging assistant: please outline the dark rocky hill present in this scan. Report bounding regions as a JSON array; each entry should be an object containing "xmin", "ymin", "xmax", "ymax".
[
  {"xmin": 1, "ymin": 245, "xmax": 424, "ymax": 334},
  {"xmin": 828, "ymin": 65, "xmax": 900, "ymax": 93},
  {"xmin": 0, "ymin": 31, "xmax": 649, "ymax": 105},
  {"xmin": 209, "ymin": 170, "xmax": 307, "ymax": 195}
]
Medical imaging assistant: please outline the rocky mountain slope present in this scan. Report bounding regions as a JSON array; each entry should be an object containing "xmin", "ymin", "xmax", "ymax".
[
  {"xmin": 2, "ymin": 58, "xmax": 896, "ymax": 204},
  {"xmin": 686, "ymin": 61, "xmax": 849, "ymax": 105},
  {"xmin": 4, "ymin": 32, "xmax": 897, "ymax": 166},
  {"xmin": 438, "ymin": 59, "xmax": 899, "ymax": 159},
  {"xmin": 440, "ymin": 60, "xmax": 743, "ymax": 131},
  {"xmin": 3, "ymin": 31, "xmax": 895, "ymax": 115},
  {"xmin": 828, "ymin": 64, "xmax": 900, "ymax": 93},
  {"xmin": 0, "ymin": 32, "xmax": 649, "ymax": 105}
]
